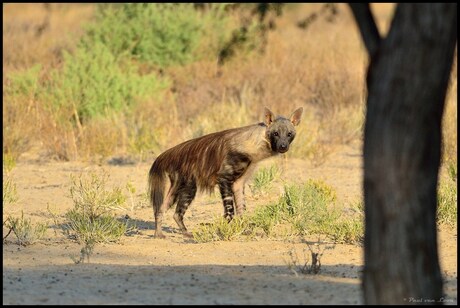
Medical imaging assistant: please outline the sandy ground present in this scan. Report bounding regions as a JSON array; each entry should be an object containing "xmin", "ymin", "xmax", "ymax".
[{"xmin": 3, "ymin": 142, "xmax": 457, "ymax": 305}]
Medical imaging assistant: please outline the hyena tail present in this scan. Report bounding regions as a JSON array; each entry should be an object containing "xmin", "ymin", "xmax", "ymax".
[{"xmin": 148, "ymin": 161, "xmax": 166, "ymax": 215}]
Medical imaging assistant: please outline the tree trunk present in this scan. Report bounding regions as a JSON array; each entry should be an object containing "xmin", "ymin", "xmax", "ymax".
[{"xmin": 351, "ymin": 3, "xmax": 457, "ymax": 304}]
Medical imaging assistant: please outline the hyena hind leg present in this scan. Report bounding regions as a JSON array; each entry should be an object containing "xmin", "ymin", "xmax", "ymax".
[
  {"xmin": 154, "ymin": 191, "xmax": 174, "ymax": 239},
  {"xmin": 154, "ymin": 174, "xmax": 178, "ymax": 239},
  {"xmin": 173, "ymin": 179, "xmax": 197, "ymax": 238}
]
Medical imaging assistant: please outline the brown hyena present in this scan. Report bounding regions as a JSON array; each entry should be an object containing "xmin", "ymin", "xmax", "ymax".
[{"xmin": 148, "ymin": 107, "xmax": 303, "ymax": 238}]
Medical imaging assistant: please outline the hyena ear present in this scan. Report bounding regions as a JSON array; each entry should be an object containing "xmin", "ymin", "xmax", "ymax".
[
  {"xmin": 290, "ymin": 107, "xmax": 303, "ymax": 126},
  {"xmin": 264, "ymin": 107, "xmax": 276, "ymax": 126}
]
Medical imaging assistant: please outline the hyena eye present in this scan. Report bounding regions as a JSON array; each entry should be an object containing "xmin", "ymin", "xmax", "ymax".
[
  {"xmin": 273, "ymin": 132, "xmax": 279, "ymax": 137},
  {"xmin": 287, "ymin": 132, "xmax": 293, "ymax": 137}
]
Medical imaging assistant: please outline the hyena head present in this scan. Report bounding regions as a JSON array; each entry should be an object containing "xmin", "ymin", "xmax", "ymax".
[{"xmin": 264, "ymin": 107, "xmax": 303, "ymax": 154}]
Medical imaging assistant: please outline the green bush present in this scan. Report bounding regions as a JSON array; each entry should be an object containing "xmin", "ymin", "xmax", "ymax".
[
  {"xmin": 5, "ymin": 212, "xmax": 48, "ymax": 246},
  {"xmin": 250, "ymin": 202, "xmax": 282, "ymax": 236},
  {"xmin": 5, "ymin": 64, "xmax": 41, "ymax": 99},
  {"xmin": 65, "ymin": 209, "xmax": 127, "ymax": 244},
  {"xmin": 279, "ymin": 180, "xmax": 339, "ymax": 235},
  {"xmin": 193, "ymin": 216, "xmax": 253, "ymax": 242},
  {"xmin": 250, "ymin": 164, "xmax": 281, "ymax": 195},
  {"xmin": 84, "ymin": 3, "xmax": 231, "ymax": 68},
  {"xmin": 46, "ymin": 42, "xmax": 168, "ymax": 123},
  {"xmin": 64, "ymin": 171, "xmax": 128, "ymax": 244},
  {"xmin": 194, "ymin": 180, "xmax": 363, "ymax": 244}
]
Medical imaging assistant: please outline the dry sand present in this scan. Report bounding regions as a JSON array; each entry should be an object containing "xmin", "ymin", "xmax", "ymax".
[{"xmin": 3, "ymin": 143, "xmax": 457, "ymax": 305}]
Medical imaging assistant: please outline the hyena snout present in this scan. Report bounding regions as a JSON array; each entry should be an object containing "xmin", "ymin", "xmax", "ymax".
[
  {"xmin": 269, "ymin": 129, "xmax": 296, "ymax": 153},
  {"xmin": 277, "ymin": 141, "xmax": 289, "ymax": 153}
]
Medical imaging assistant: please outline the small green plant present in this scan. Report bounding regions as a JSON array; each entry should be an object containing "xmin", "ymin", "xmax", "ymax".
[
  {"xmin": 3, "ymin": 174, "xmax": 18, "ymax": 207},
  {"xmin": 437, "ymin": 176, "xmax": 457, "ymax": 227},
  {"xmin": 280, "ymin": 180, "xmax": 338, "ymax": 235},
  {"xmin": 256, "ymin": 180, "xmax": 363, "ymax": 244},
  {"xmin": 64, "ymin": 171, "xmax": 128, "ymax": 245},
  {"xmin": 3, "ymin": 152, "xmax": 16, "ymax": 174},
  {"xmin": 69, "ymin": 171, "xmax": 127, "ymax": 218},
  {"xmin": 249, "ymin": 202, "xmax": 282, "ymax": 236},
  {"xmin": 65, "ymin": 210, "xmax": 127, "ymax": 244},
  {"xmin": 3, "ymin": 155, "xmax": 19, "ymax": 237},
  {"xmin": 4, "ymin": 211, "xmax": 48, "ymax": 246},
  {"xmin": 250, "ymin": 164, "xmax": 281, "ymax": 195},
  {"xmin": 3, "ymin": 153, "xmax": 18, "ymax": 206},
  {"xmin": 192, "ymin": 216, "xmax": 253, "ymax": 242}
]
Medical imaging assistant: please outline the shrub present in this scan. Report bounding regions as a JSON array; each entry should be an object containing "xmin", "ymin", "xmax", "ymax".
[
  {"xmin": 250, "ymin": 164, "xmax": 281, "ymax": 195},
  {"xmin": 193, "ymin": 216, "xmax": 253, "ymax": 242},
  {"xmin": 64, "ymin": 171, "xmax": 128, "ymax": 244},
  {"xmin": 83, "ymin": 3, "xmax": 231, "ymax": 68},
  {"xmin": 280, "ymin": 180, "xmax": 339, "ymax": 235},
  {"xmin": 4, "ymin": 212, "xmax": 48, "ymax": 246},
  {"xmin": 250, "ymin": 202, "xmax": 282, "ymax": 236},
  {"xmin": 3, "ymin": 65, "xmax": 42, "ymax": 158},
  {"xmin": 45, "ymin": 42, "xmax": 168, "ymax": 123},
  {"xmin": 65, "ymin": 209, "xmax": 127, "ymax": 244},
  {"xmin": 194, "ymin": 179, "xmax": 363, "ymax": 244}
]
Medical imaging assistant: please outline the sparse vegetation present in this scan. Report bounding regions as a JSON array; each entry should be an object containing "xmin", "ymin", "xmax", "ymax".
[
  {"xmin": 285, "ymin": 239, "xmax": 335, "ymax": 275},
  {"xmin": 437, "ymin": 175, "xmax": 457, "ymax": 227},
  {"xmin": 63, "ymin": 171, "xmax": 129, "ymax": 245},
  {"xmin": 250, "ymin": 164, "xmax": 282, "ymax": 195},
  {"xmin": 4, "ymin": 211, "xmax": 48, "ymax": 246},
  {"xmin": 193, "ymin": 216, "xmax": 254, "ymax": 242},
  {"xmin": 194, "ymin": 179, "xmax": 364, "ymax": 244},
  {"xmin": 3, "ymin": 173, "xmax": 18, "ymax": 207}
]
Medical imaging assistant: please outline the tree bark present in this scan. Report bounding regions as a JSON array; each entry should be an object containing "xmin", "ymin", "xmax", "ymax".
[{"xmin": 350, "ymin": 3, "xmax": 457, "ymax": 304}]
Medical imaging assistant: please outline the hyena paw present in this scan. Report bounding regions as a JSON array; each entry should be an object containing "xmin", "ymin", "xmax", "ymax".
[{"xmin": 154, "ymin": 232, "xmax": 166, "ymax": 239}]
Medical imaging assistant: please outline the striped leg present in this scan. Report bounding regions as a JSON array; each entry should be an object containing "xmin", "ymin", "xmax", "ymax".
[
  {"xmin": 173, "ymin": 179, "xmax": 197, "ymax": 237},
  {"xmin": 232, "ymin": 164, "xmax": 255, "ymax": 216},
  {"xmin": 218, "ymin": 177, "xmax": 235, "ymax": 221},
  {"xmin": 218, "ymin": 152, "xmax": 252, "ymax": 221},
  {"xmin": 154, "ymin": 175, "xmax": 178, "ymax": 239}
]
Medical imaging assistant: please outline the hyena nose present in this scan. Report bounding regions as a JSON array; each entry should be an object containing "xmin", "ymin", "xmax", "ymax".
[{"xmin": 279, "ymin": 143, "xmax": 288, "ymax": 153}]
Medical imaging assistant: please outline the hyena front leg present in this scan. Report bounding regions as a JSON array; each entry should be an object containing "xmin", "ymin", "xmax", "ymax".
[
  {"xmin": 173, "ymin": 178, "xmax": 197, "ymax": 237},
  {"xmin": 218, "ymin": 152, "xmax": 251, "ymax": 220},
  {"xmin": 218, "ymin": 176, "xmax": 236, "ymax": 221},
  {"xmin": 233, "ymin": 164, "xmax": 256, "ymax": 216},
  {"xmin": 232, "ymin": 178, "xmax": 246, "ymax": 216}
]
